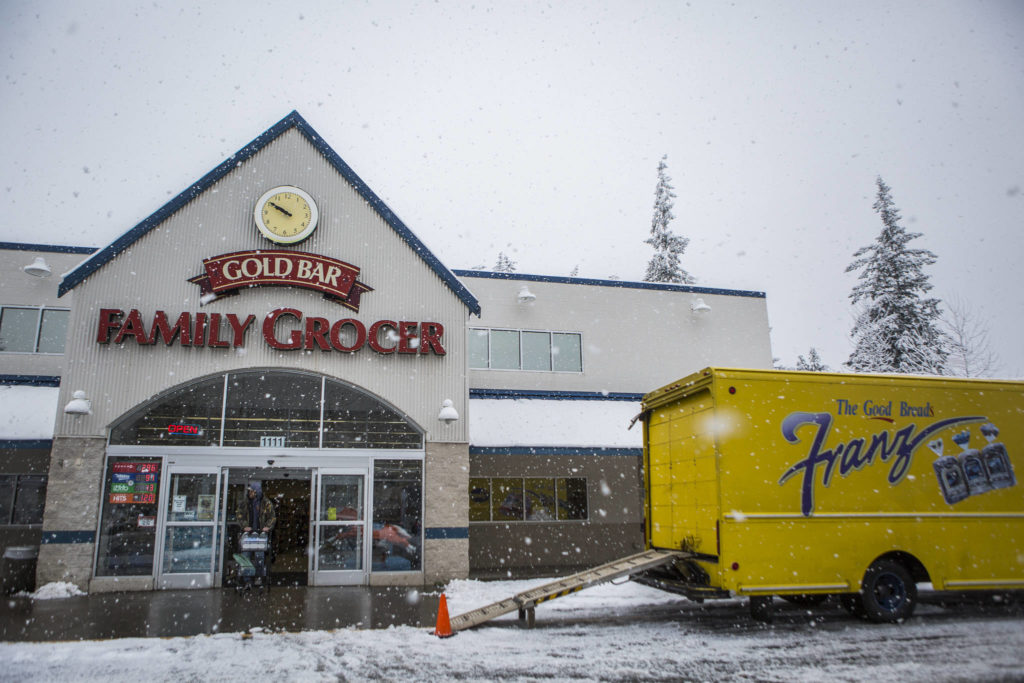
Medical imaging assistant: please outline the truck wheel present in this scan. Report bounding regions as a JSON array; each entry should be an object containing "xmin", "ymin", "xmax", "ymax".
[
  {"xmin": 749, "ymin": 595, "xmax": 774, "ymax": 622},
  {"xmin": 860, "ymin": 559, "xmax": 917, "ymax": 623}
]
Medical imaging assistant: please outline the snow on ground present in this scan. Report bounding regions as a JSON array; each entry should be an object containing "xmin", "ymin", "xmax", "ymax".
[
  {"xmin": 2, "ymin": 578, "xmax": 1023, "ymax": 682},
  {"xmin": 27, "ymin": 582, "xmax": 86, "ymax": 600}
]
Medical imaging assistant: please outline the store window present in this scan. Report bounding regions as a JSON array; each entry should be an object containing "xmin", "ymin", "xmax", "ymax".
[
  {"xmin": 468, "ymin": 328, "xmax": 582, "ymax": 372},
  {"xmin": 468, "ymin": 477, "xmax": 588, "ymax": 522},
  {"xmin": 0, "ymin": 306, "xmax": 69, "ymax": 354},
  {"xmin": 109, "ymin": 371, "xmax": 423, "ymax": 449},
  {"xmin": 95, "ymin": 457, "xmax": 161, "ymax": 576},
  {"xmin": 372, "ymin": 460, "xmax": 422, "ymax": 571},
  {"xmin": 224, "ymin": 372, "xmax": 321, "ymax": 448},
  {"xmin": 109, "ymin": 375, "xmax": 224, "ymax": 446},
  {"xmin": 0, "ymin": 474, "xmax": 47, "ymax": 525},
  {"xmin": 322, "ymin": 382, "xmax": 422, "ymax": 449}
]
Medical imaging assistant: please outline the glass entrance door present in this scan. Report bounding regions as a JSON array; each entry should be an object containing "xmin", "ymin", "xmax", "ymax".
[
  {"xmin": 157, "ymin": 466, "xmax": 222, "ymax": 589},
  {"xmin": 312, "ymin": 468, "xmax": 369, "ymax": 585}
]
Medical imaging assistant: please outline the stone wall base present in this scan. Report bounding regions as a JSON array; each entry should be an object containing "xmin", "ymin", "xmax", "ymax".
[
  {"xmin": 37, "ymin": 544, "xmax": 94, "ymax": 591},
  {"xmin": 424, "ymin": 538, "xmax": 469, "ymax": 585}
]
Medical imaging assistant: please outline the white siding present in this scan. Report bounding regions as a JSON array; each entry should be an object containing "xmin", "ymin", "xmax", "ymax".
[
  {"xmin": 55, "ymin": 129, "xmax": 470, "ymax": 443},
  {"xmin": 463, "ymin": 275, "xmax": 773, "ymax": 395}
]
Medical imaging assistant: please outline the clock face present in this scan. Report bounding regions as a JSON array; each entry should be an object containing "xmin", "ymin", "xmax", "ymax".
[{"xmin": 254, "ymin": 186, "xmax": 319, "ymax": 244}]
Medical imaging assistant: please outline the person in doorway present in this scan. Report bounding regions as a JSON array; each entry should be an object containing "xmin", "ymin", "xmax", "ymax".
[{"xmin": 235, "ymin": 481, "xmax": 276, "ymax": 589}]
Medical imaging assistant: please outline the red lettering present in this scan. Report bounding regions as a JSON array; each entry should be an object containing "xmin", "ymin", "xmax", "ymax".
[
  {"xmin": 304, "ymin": 317, "xmax": 331, "ymax": 351},
  {"xmin": 149, "ymin": 311, "xmax": 192, "ymax": 346},
  {"xmin": 226, "ymin": 313, "xmax": 255, "ymax": 347},
  {"xmin": 207, "ymin": 313, "xmax": 229, "ymax": 348},
  {"xmin": 330, "ymin": 319, "xmax": 366, "ymax": 353},
  {"xmin": 397, "ymin": 321, "xmax": 419, "ymax": 354},
  {"xmin": 420, "ymin": 322, "xmax": 446, "ymax": 355},
  {"xmin": 96, "ymin": 309, "xmax": 124, "ymax": 343},
  {"xmin": 113, "ymin": 309, "xmax": 151, "ymax": 345},
  {"xmin": 368, "ymin": 320, "xmax": 397, "ymax": 354},
  {"xmin": 263, "ymin": 308, "xmax": 303, "ymax": 350},
  {"xmin": 193, "ymin": 312, "xmax": 207, "ymax": 347}
]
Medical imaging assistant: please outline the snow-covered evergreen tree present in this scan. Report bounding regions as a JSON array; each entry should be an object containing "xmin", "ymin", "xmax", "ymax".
[
  {"xmin": 796, "ymin": 347, "xmax": 829, "ymax": 371},
  {"xmin": 643, "ymin": 156, "xmax": 694, "ymax": 284},
  {"xmin": 494, "ymin": 252, "xmax": 517, "ymax": 273},
  {"xmin": 846, "ymin": 177, "xmax": 947, "ymax": 374}
]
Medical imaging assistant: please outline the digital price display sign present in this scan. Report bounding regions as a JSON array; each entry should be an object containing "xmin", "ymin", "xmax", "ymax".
[{"xmin": 108, "ymin": 462, "xmax": 161, "ymax": 504}]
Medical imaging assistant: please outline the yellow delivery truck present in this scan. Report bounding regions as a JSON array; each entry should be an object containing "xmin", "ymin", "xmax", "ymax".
[{"xmin": 640, "ymin": 367, "xmax": 1024, "ymax": 622}]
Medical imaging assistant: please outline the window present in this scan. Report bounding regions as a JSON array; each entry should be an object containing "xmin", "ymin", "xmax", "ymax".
[
  {"xmin": 0, "ymin": 307, "xmax": 69, "ymax": 354},
  {"xmin": 0, "ymin": 474, "xmax": 47, "ymax": 525},
  {"xmin": 109, "ymin": 370, "xmax": 423, "ymax": 449},
  {"xmin": 95, "ymin": 457, "xmax": 161, "ymax": 576},
  {"xmin": 468, "ymin": 477, "xmax": 588, "ymax": 522},
  {"xmin": 469, "ymin": 329, "xmax": 582, "ymax": 373},
  {"xmin": 372, "ymin": 460, "xmax": 422, "ymax": 571}
]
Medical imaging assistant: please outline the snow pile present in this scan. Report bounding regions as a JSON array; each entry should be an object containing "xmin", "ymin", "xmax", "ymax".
[
  {"xmin": 30, "ymin": 581, "xmax": 85, "ymax": 600},
  {"xmin": 469, "ymin": 398, "xmax": 642, "ymax": 448},
  {"xmin": 0, "ymin": 385, "xmax": 58, "ymax": 439}
]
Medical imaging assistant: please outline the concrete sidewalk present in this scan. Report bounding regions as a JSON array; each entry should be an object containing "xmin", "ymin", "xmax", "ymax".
[{"xmin": 1, "ymin": 586, "xmax": 441, "ymax": 641}]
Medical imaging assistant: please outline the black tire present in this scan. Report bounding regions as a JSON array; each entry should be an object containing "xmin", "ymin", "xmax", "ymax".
[
  {"xmin": 749, "ymin": 595, "xmax": 774, "ymax": 622},
  {"xmin": 860, "ymin": 559, "xmax": 917, "ymax": 623},
  {"xmin": 781, "ymin": 594, "xmax": 828, "ymax": 606}
]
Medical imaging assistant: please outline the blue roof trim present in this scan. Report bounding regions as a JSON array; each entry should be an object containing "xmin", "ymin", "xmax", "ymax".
[
  {"xmin": 0, "ymin": 374, "xmax": 61, "ymax": 387},
  {"xmin": 453, "ymin": 269, "xmax": 765, "ymax": 299},
  {"xmin": 0, "ymin": 242, "xmax": 97, "ymax": 255},
  {"xmin": 470, "ymin": 388, "xmax": 642, "ymax": 401},
  {"xmin": 471, "ymin": 446, "xmax": 642, "ymax": 457},
  {"xmin": 58, "ymin": 111, "xmax": 481, "ymax": 315},
  {"xmin": 41, "ymin": 530, "xmax": 96, "ymax": 544},
  {"xmin": 0, "ymin": 439, "xmax": 53, "ymax": 450},
  {"xmin": 424, "ymin": 526, "xmax": 470, "ymax": 540}
]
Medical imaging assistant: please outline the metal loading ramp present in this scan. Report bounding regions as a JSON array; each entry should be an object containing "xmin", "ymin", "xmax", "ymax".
[{"xmin": 447, "ymin": 549, "xmax": 691, "ymax": 632}]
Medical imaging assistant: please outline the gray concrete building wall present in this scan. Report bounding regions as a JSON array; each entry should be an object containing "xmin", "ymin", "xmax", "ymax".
[{"xmin": 468, "ymin": 452, "xmax": 644, "ymax": 577}]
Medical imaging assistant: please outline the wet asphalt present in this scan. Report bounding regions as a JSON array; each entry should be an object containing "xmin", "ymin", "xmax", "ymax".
[{"xmin": 0, "ymin": 586, "xmax": 441, "ymax": 641}]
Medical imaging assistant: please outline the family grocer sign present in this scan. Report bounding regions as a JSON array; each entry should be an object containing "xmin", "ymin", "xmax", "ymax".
[{"xmin": 95, "ymin": 308, "xmax": 446, "ymax": 355}]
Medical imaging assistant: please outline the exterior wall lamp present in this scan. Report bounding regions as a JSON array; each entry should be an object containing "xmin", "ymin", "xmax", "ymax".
[
  {"xmin": 691, "ymin": 298, "xmax": 712, "ymax": 315},
  {"xmin": 517, "ymin": 286, "xmax": 536, "ymax": 305},
  {"xmin": 438, "ymin": 399, "xmax": 459, "ymax": 424},
  {"xmin": 64, "ymin": 390, "xmax": 92, "ymax": 415},
  {"xmin": 23, "ymin": 257, "xmax": 52, "ymax": 278}
]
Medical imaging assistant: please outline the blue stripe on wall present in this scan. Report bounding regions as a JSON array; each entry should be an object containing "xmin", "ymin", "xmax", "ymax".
[
  {"xmin": 470, "ymin": 446, "xmax": 642, "ymax": 457},
  {"xmin": 0, "ymin": 242, "xmax": 96, "ymax": 254},
  {"xmin": 0, "ymin": 374, "xmax": 61, "ymax": 387},
  {"xmin": 470, "ymin": 388, "xmax": 642, "ymax": 401},
  {"xmin": 0, "ymin": 439, "xmax": 53, "ymax": 450},
  {"xmin": 40, "ymin": 531, "xmax": 95, "ymax": 544},
  {"xmin": 453, "ymin": 269, "xmax": 766, "ymax": 299},
  {"xmin": 424, "ymin": 527, "xmax": 470, "ymax": 540}
]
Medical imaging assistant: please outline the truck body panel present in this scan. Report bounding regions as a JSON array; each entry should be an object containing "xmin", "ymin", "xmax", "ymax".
[{"xmin": 643, "ymin": 368, "xmax": 1024, "ymax": 597}]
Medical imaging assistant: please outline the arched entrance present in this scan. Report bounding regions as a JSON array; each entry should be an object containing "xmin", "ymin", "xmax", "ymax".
[{"xmin": 95, "ymin": 370, "xmax": 425, "ymax": 589}]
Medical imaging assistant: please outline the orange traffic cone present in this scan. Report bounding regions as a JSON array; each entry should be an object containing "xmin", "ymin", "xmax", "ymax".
[{"xmin": 433, "ymin": 593, "xmax": 454, "ymax": 638}]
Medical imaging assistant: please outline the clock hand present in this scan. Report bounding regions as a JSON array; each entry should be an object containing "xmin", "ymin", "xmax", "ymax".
[{"xmin": 269, "ymin": 201, "xmax": 293, "ymax": 217}]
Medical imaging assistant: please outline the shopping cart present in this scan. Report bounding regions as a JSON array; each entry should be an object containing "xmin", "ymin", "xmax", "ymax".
[{"xmin": 233, "ymin": 532, "xmax": 271, "ymax": 593}]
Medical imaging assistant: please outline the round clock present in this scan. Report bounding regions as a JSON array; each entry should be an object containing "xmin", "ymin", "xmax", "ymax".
[{"xmin": 254, "ymin": 185, "xmax": 319, "ymax": 244}]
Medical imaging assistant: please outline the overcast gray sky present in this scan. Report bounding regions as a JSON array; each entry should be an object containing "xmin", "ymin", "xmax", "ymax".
[{"xmin": 2, "ymin": 0, "xmax": 1022, "ymax": 374}]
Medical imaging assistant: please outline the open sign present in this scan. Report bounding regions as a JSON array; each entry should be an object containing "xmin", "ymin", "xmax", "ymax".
[{"xmin": 168, "ymin": 423, "xmax": 202, "ymax": 436}]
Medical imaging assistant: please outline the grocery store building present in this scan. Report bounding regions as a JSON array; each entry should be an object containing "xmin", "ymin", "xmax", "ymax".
[{"xmin": 0, "ymin": 112, "xmax": 772, "ymax": 592}]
